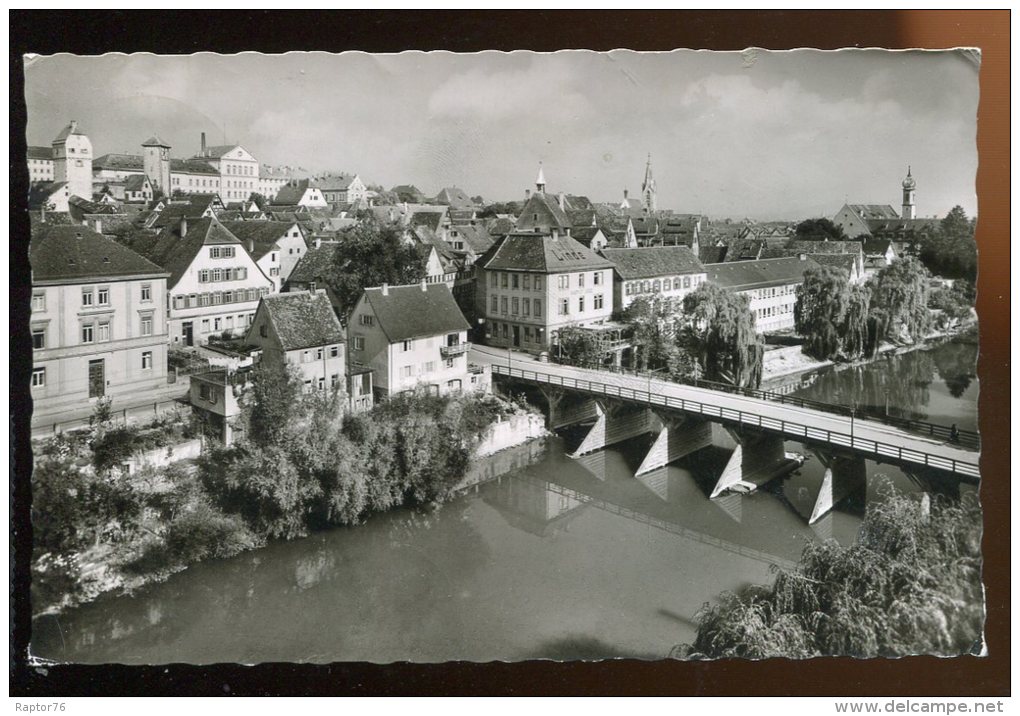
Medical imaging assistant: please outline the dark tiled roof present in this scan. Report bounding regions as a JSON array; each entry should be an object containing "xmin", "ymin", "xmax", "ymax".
[
  {"xmin": 562, "ymin": 194, "xmax": 594, "ymax": 211},
  {"xmin": 271, "ymin": 180, "xmax": 314, "ymax": 206},
  {"xmin": 27, "ymin": 146, "xmax": 52, "ymax": 160},
  {"xmin": 124, "ymin": 175, "xmax": 148, "ymax": 192},
  {"xmin": 602, "ymin": 246, "xmax": 705, "ymax": 280},
  {"xmin": 435, "ymin": 186, "xmax": 474, "ymax": 209},
  {"xmin": 862, "ymin": 238, "xmax": 893, "ymax": 255},
  {"xmin": 847, "ymin": 204, "xmax": 900, "ymax": 220},
  {"xmin": 630, "ymin": 216, "xmax": 659, "ymax": 236},
  {"xmin": 53, "ymin": 122, "xmax": 86, "ymax": 143},
  {"xmin": 809, "ymin": 254, "xmax": 859, "ymax": 275},
  {"xmin": 704, "ymin": 256, "xmax": 820, "ymax": 291},
  {"xmin": 148, "ymin": 202, "xmax": 214, "ymax": 228},
  {"xmin": 362, "ymin": 282, "xmax": 470, "ymax": 343},
  {"xmin": 170, "ymin": 158, "xmax": 220, "ymax": 175},
  {"xmin": 567, "ymin": 208, "xmax": 596, "ymax": 228},
  {"xmin": 31, "ymin": 224, "xmax": 166, "ymax": 282},
  {"xmin": 141, "ymin": 135, "xmax": 170, "ymax": 147},
  {"xmin": 220, "ymin": 221, "xmax": 300, "ymax": 260},
  {"xmin": 699, "ymin": 245, "xmax": 729, "ymax": 264},
  {"xmin": 94, "ymin": 153, "xmax": 144, "ymax": 171},
  {"xmin": 477, "ymin": 231, "xmax": 613, "ymax": 273},
  {"xmin": 258, "ymin": 291, "xmax": 345, "ymax": 351},
  {"xmin": 447, "ymin": 224, "xmax": 494, "ymax": 254},
  {"xmin": 131, "ymin": 218, "xmax": 242, "ymax": 287},
  {"xmin": 287, "ymin": 243, "xmax": 341, "ymax": 285},
  {"xmin": 865, "ymin": 218, "xmax": 939, "ymax": 235},
  {"xmin": 723, "ymin": 239, "xmax": 766, "ymax": 262},
  {"xmin": 515, "ymin": 192, "xmax": 572, "ymax": 232},
  {"xmin": 314, "ymin": 173, "xmax": 358, "ymax": 191},
  {"xmin": 787, "ymin": 240, "xmax": 863, "ymax": 256},
  {"xmin": 193, "ymin": 144, "xmax": 242, "ymax": 159},
  {"xmin": 409, "ymin": 210, "xmax": 445, "ymax": 232}
]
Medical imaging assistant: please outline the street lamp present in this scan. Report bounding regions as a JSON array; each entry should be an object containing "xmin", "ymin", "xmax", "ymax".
[{"xmin": 884, "ymin": 388, "xmax": 890, "ymax": 416}]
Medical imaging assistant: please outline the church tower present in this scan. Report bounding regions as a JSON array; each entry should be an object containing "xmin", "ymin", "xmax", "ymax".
[
  {"xmin": 535, "ymin": 162, "xmax": 547, "ymax": 194},
  {"xmin": 142, "ymin": 135, "xmax": 172, "ymax": 196},
  {"xmin": 51, "ymin": 120, "xmax": 93, "ymax": 201},
  {"xmin": 641, "ymin": 153, "xmax": 657, "ymax": 214},
  {"xmin": 901, "ymin": 166, "xmax": 916, "ymax": 220}
]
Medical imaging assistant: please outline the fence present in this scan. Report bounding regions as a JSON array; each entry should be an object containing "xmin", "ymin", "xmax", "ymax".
[{"xmin": 492, "ymin": 364, "xmax": 980, "ymax": 481}]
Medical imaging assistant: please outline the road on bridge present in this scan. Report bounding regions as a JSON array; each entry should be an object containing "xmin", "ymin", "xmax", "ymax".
[{"xmin": 470, "ymin": 345, "xmax": 980, "ymax": 480}]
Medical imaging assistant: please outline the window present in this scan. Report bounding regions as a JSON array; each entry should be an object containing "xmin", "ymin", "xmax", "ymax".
[
  {"xmin": 303, "ymin": 350, "xmax": 311, "ymax": 363},
  {"xmin": 402, "ymin": 339, "xmax": 412, "ymax": 352},
  {"xmin": 82, "ymin": 289, "xmax": 94, "ymax": 307},
  {"xmin": 97, "ymin": 287, "xmax": 110, "ymax": 305},
  {"xmin": 141, "ymin": 284, "xmax": 152, "ymax": 301},
  {"xmin": 199, "ymin": 383, "xmax": 211, "ymax": 402},
  {"xmin": 31, "ymin": 326, "xmax": 45, "ymax": 349},
  {"xmin": 558, "ymin": 275, "xmax": 569, "ymax": 289},
  {"xmin": 210, "ymin": 247, "xmax": 221, "ymax": 259},
  {"xmin": 594, "ymin": 294, "xmax": 604, "ymax": 310},
  {"xmin": 501, "ymin": 273, "xmax": 508, "ymax": 289},
  {"xmin": 32, "ymin": 367, "xmax": 45, "ymax": 387},
  {"xmin": 225, "ymin": 316, "xmax": 234, "ymax": 330},
  {"xmin": 446, "ymin": 358, "xmax": 455, "ymax": 369},
  {"xmin": 402, "ymin": 365, "xmax": 414, "ymax": 378},
  {"xmin": 490, "ymin": 272, "xmax": 497, "ymax": 287},
  {"xmin": 534, "ymin": 299, "xmax": 542, "ymax": 317},
  {"xmin": 141, "ymin": 315, "xmax": 153, "ymax": 336},
  {"xmin": 534, "ymin": 276, "xmax": 542, "ymax": 290},
  {"xmin": 224, "ymin": 290, "xmax": 233, "ymax": 304},
  {"xmin": 652, "ymin": 279, "xmax": 661, "ymax": 292},
  {"xmin": 523, "ymin": 298, "xmax": 531, "ymax": 316},
  {"xmin": 593, "ymin": 271, "xmax": 601, "ymax": 286},
  {"xmin": 317, "ymin": 377, "xmax": 325, "ymax": 391},
  {"xmin": 315, "ymin": 348, "xmax": 324, "ymax": 360},
  {"xmin": 491, "ymin": 295, "xmax": 498, "ymax": 313},
  {"xmin": 81, "ymin": 323, "xmax": 94, "ymax": 344},
  {"xmin": 502, "ymin": 324, "xmax": 509, "ymax": 338},
  {"xmin": 353, "ymin": 336, "xmax": 364, "ymax": 351},
  {"xmin": 578, "ymin": 297, "xmax": 585, "ymax": 313},
  {"xmin": 329, "ymin": 345, "xmax": 339, "ymax": 358},
  {"xmin": 32, "ymin": 293, "xmax": 45, "ymax": 311},
  {"xmin": 141, "ymin": 351, "xmax": 153, "ymax": 370},
  {"xmin": 424, "ymin": 361, "xmax": 436, "ymax": 373},
  {"xmin": 523, "ymin": 274, "xmax": 531, "ymax": 290},
  {"xmin": 500, "ymin": 297, "xmax": 508, "ymax": 315},
  {"xmin": 512, "ymin": 297, "xmax": 519, "ymax": 315},
  {"xmin": 578, "ymin": 273, "xmax": 585, "ymax": 288},
  {"xmin": 683, "ymin": 276, "xmax": 691, "ymax": 289},
  {"xmin": 559, "ymin": 298, "xmax": 569, "ymax": 316},
  {"xmin": 97, "ymin": 321, "xmax": 110, "ymax": 342},
  {"xmin": 214, "ymin": 318, "xmax": 221, "ymax": 331},
  {"xmin": 359, "ymin": 314, "xmax": 374, "ymax": 326},
  {"xmin": 512, "ymin": 274, "xmax": 519, "ymax": 289},
  {"xmin": 525, "ymin": 326, "xmax": 532, "ymax": 342},
  {"xmin": 201, "ymin": 319, "xmax": 210, "ymax": 333},
  {"xmin": 331, "ymin": 374, "xmax": 340, "ymax": 388},
  {"xmin": 223, "ymin": 247, "xmax": 235, "ymax": 258}
]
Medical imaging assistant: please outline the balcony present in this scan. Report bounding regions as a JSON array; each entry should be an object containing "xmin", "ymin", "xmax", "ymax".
[{"xmin": 440, "ymin": 341, "xmax": 471, "ymax": 358}]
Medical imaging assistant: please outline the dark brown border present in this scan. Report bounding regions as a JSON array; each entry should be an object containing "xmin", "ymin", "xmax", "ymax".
[{"xmin": 9, "ymin": 10, "xmax": 1010, "ymax": 696}]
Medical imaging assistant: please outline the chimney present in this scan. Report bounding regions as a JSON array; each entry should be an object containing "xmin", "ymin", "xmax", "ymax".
[
  {"xmin": 94, "ymin": 218, "xmax": 102, "ymax": 235},
  {"xmin": 201, "ymin": 132, "xmax": 206, "ymax": 153},
  {"xmin": 248, "ymin": 239, "xmax": 255, "ymax": 253},
  {"xmin": 623, "ymin": 189, "xmax": 629, "ymax": 200},
  {"xmin": 180, "ymin": 217, "xmax": 188, "ymax": 237},
  {"xmin": 382, "ymin": 283, "xmax": 389, "ymax": 296},
  {"xmin": 69, "ymin": 120, "xmax": 78, "ymax": 134},
  {"xmin": 421, "ymin": 279, "xmax": 428, "ymax": 292},
  {"xmin": 525, "ymin": 189, "xmax": 531, "ymax": 201},
  {"xmin": 558, "ymin": 192, "xmax": 566, "ymax": 210}
]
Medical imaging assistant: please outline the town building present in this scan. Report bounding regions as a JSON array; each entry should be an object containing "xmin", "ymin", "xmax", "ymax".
[
  {"xmin": 27, "ymin": 145, "xmax": 55, "ymax": 182},
  {"xmin": 221, "ymin": 221, "xmax": 308, "ymax": 290},
  {"xmin": 52, "ymin": 120, "xmax": 94, "ymax": 201},
  {"xmin": 29, "ymin": 224, "xmax": 172, "ymax": 436},
  {"xmin": 347, "ymin": 282, "xmax": 475, "ymax": 399},
  {"xmin": 703, "ymin": 256, "xmax": 821, "ymax": 334},
  {"xmin": 271, "ymin": 179, "xmax": 328, "ymax": 208},
  {"xmin": 832, "ymin": 168, "xmax": 939, "ymax": 242},
  {"xmin": 314, "ymin": 173, "xmax": 367, "ymax": 205},
  {"xmin": 129, "ymin": 217, "xmax": 275, "ymax": 347},
  {"xmin": 142, "ymin": 135, "xmax": 173, "ymax": 195},
  {"xmin": 474, "ymin": 168, "xmax": 616, "ymax": 353},
  {"xmin": 246, "ymin": 290, "xmax": 347, "ymax": 394},
  {"xmin": 785, "ymin": 240, "xmax": 866, "ymax": 284},
  {"xmin": 190, "ymin": 137, "xmax": 260, "ymax": 204},
  {"xmin": 600, "ymin": 246, "xmax": 707, "ymax": 312},
  {"xmin": 641, "ymin": 153, "xmax": 657, "ymax": 214},
  {"xmin": 434, "ymin": 186, "xmax": 475, "ymax": 209}
]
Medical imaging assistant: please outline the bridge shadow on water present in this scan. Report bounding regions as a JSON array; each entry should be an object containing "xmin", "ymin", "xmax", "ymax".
[{"xmin": 525, "ymin": 635, "xmax": 664, "ymax": 661}]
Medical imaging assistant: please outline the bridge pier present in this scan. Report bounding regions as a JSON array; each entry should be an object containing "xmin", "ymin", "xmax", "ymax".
[
  {"xmin": 711, "ymin": 428, "xmax": 801, "ymax": 498},
  {"xmin": 571, "ymin": 400, "xmax": 656, "ymax": 458},
  {"xmin": 903, "ymin": 468, "xmax": 962, "ymax": 500},
  {"xmin": 539, "ymin": 387, "xmax": 600, "ymax": 431},
  {"xmin": 635, "ymin": 414, "xmax": 712, "ymax": 477},
  {"xmin": 809, "ymin": 451, "xmax": 867, "ymax": 524}
]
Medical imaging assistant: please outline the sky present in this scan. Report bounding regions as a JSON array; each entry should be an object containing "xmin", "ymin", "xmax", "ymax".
[{"xmin": 24, "ymin": 49, "xmax": 980, "ymax": 220}]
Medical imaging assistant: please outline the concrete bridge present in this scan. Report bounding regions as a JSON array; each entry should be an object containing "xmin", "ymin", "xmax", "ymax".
[{"xmin": 470, "ymin": 347, "xmax": 979, "ymax": 524}]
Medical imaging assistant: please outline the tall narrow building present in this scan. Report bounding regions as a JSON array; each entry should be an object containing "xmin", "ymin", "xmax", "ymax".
[
  {"xmin": 142, "ymin": 135, "xmax": 172, "ymax": 195},
  {"xmin": 901, "ymin": 166, "xmax": 916, "ymax": 219},
  {"xmin": 51, "ymin": 120, "xmax": 93, "ymax": 201},
  {"xmin": 641, "ymin": 153, "xmax": 657, "ymax": 214}
]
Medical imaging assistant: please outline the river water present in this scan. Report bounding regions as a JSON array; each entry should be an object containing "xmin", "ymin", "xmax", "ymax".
[{"xmin": 30, "ymin": 340, "xmax": 979, "ymax": 664}]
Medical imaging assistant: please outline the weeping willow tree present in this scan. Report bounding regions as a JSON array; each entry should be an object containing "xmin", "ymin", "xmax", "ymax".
[
  {"xmin": 868, "ymin": 257, "xmax": 933, "ymax": 344},
  {"xmin": 677, "ymin": 283, "xmax": 764, "ymax": 388},
  {"xmin": 680, "ymin": 487, "xmax": 983, "ymax": 659},
  {"xmin": 794, "ymin": 265, "xmax": 872, "ymax": 360}
]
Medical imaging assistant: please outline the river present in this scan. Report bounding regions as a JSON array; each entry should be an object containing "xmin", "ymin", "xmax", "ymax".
[{"xmin": 30, "ymin": 339, "xmax": 979, "ymax": 664}]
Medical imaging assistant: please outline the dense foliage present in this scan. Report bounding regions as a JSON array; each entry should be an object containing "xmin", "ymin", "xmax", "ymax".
[
  {"xmin": 794, "ymin": 266, "xmax": 872, "ymax": 360},
  {"xmin": 794, "ymin": 218, "xmax": 848, "ymax": 241},
  {"xmin": 929, "ymin": 280, "xmax": 976, "ymax": 330},
  {"xmin": 677, "ymin": 283, "xmax": 764, "ymax": 388},
  {"xmin": 327, "ymin": 216, "xmax": 425, "ymax": 316},
  {"xmin": 919, "ymin": 206, "xmax": 978, "ymax": 281},
  {"xmin": 868, "ymin": 257, "xmax": 933, "ymax": 344},
  {"xmin": 683, "ymin": 488, "xmax": 983, "ymax": 658}
]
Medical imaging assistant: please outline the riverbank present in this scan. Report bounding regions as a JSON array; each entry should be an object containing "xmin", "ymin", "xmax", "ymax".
[
  {"xmin": 31, "ymin": 390, "xmax": 550, "ymax": 618},
  {"xmin": 762, "ymin": 323, "xmax": 975, "ymax": 389}
]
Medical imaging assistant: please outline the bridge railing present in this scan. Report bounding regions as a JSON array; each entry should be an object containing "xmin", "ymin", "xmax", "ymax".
[
  {"xmin": 492, "ymin": 364, "xmax": 980, "ymax": 481},
  {"xmin": 563, "ymin": 360, "xmax": 980, "ymax": 451}
]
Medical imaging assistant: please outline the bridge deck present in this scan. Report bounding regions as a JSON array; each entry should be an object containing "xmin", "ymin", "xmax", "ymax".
[{"xmin": 471, "ymin": 346, "xmax": 980, "ymax": 481}]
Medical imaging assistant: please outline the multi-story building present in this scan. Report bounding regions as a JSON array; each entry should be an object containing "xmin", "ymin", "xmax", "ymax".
[
  {"xmin": 191, "ymin": 137, "xmax": 260, "ymax": 204},
  {"xmin": 130, "ymin": 217, "xmax": 275, "ymax": 347},
  {"xmin": 600, "ymin": 246, "xmax": 707, "ymax": 312},
  {"xmin": 30, "ymin": 224, "xmax": 171, "ymax": 436},
  {"xmin": 246, "ymin": 290, "xmax": 347, "ymax": 394},
  {"xmin": 271, "ymin": 179, "xmax": 328, "ymax": 208},
  {"xmin": 347, "ymin": 282, "xmax": 474, "ymax": 399},
  {"xmin": 221, "ymin": 221, "xmax": 308, "ymax": 291},
  {"xmin": 27, "ymin": 145, "xmax": 55, "ymax": 182},
  {"xmin": 703, "ymin": 256, "xmax": 820, "ymax": 334},
  {"xmin": 314, "ymin": 173, "xmax": 367, "ymax": 205}
]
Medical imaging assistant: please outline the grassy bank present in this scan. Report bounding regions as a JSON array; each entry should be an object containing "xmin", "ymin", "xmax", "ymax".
[{"xmin": 30, "ymin": 388, "xmax": 536, "ymax": 617}]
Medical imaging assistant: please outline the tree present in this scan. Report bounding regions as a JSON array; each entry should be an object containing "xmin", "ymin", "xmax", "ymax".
[
  {"xmin": 247, "ymin": 192, "xmax": 269, "ymax": 211},
  {"xmin": 676, "ymin": 283, "xmax": 764, "ymax": 388},
  {"xmin": 243, "ymin": 360, "xmax": 304, "ymax": 447},
  {"xmin": 919, "ymin": 206, "xmax": 977, "ymax": 281},
  {"xmin": 555, "ymin": 325, "xmax": 608, "ymax": 367},
  {"xmin": 794, "ymin": 218, "xmax": 847, "ymax": 241},
  {"xmin": 477, "ymin": 201, "xmax": 523, "ymax": 219},
  {"xmin": 683, "ymin": 488, "xmax": 983, "ymax": 658},
  {"xmin": 794, "ymin": 265, "xmax": 871, "ymax": 360},
  {"xmin": 619, "ymin": 295, "xmax": 690, "ymax": 376},
  {"xmin": 327, "ymin": 216, "xmax": 425, "ymax": 316},
  {"xmin": 929, "ymin": 280, "xmax": 975, "ymax": 330},
  {"xmin": 868, "ymin": 257, "xmax": 932, "ymax": 344}
]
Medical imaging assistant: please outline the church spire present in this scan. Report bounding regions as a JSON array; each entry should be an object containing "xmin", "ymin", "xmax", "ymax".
[
  {"xmin": 535, "ymin": 162, "xmax": 546, "ymax": 193},
  {"xmin": 641, "ymin": 153, "xmax": 657, "ymax": 214}
]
